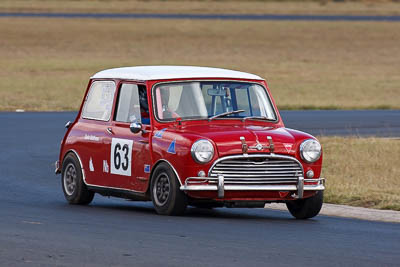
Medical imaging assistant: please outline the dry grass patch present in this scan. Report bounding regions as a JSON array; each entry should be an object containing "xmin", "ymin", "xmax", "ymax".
[
  {"xmin": 2, "ymin": 0, "xmax": 400, "ymax": 16},
  {"xmin": 0, "ymin": 17, "xmax": 399, "ymax": 111},
  {"xmin": 320, "ymin": 137, "xmax": 400, "ymax": 211}
]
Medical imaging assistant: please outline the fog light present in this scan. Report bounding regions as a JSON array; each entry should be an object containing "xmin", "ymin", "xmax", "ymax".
[
  {"xmin": 306, "ymin": 170, "xmax": 314, "ymax": 178},
  {"xmin": 198, "ymin": 170, "xmax": 206, "ymax": 177}
]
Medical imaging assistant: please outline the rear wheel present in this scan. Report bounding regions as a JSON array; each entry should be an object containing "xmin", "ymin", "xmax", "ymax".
[
  {"xmin": 151, "ymin": 163, "xmax": 187, "ymax": 215},
  {"xmin": 61, "ymin": 153, "xmax": 94, "ymax": 205},
  {"xmin": 286, "ymin": 191, "xmax": 323, "ymax": 219}
]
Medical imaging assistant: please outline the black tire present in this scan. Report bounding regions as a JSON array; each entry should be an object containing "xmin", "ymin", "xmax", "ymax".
[
  {"xmin": 150, "ymin": 163, "xmax": 187, "ymax": 215},
  {"xmin": 61, "ymin": 153, "xmax": 94, "ymax": 205},
  {"xmin": 286, "ymin": 191, "xmax": 323, "ymax": 219}
]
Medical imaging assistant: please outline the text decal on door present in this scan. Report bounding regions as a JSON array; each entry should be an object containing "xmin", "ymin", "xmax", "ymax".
[{"xmin": 111, "ymin": 138, "xmax": 133, "ymax": 176}]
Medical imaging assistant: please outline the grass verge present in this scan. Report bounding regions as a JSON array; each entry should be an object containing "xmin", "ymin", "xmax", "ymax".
[
  {"xmin": 1, "ymin": 17, "xmax": 399, "ymax": 111},
  {"xmin": 320, "ymin": 137, "xmax": 400, "ymax": 211},
  {"xmin": 2, "ymin": 0, "xmax": 400, "ymax": 16}
]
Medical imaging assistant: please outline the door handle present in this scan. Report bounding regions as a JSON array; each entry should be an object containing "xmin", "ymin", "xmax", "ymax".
[{"xmin": 106, "ymin": 127, "xmax": 113, "ymax": 135}]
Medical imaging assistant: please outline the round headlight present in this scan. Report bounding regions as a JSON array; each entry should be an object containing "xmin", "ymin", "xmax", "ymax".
[
  {"xmin": 191, "ymin": 139, "xmax": 214, "ymax": 164},
  {"xmin": 300, "ymin": 139, "xmax": 321, "ymax": 163}
]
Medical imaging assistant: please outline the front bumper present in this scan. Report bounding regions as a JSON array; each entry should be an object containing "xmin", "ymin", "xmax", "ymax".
[{"xmin": 180, "ymin": 176, "xmax": 325, "ymax": 199}]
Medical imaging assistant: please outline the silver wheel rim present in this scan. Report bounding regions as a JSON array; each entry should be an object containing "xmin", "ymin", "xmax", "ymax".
[
  {"xmin": 63, "ymin": 163, "xmax": 77, "ymax": 196},
  {"xmin": 153, "ymin": 172, "xmax": 170, "ymax": 206}
]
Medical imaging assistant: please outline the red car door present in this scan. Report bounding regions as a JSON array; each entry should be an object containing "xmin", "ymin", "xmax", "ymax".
[{"xmin": 106, "ymin": 82, "xmax": 153, "ymax": 192}]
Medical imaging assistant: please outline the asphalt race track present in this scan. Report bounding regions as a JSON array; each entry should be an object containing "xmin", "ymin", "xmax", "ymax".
[{"xmin": 0, "ymin": 111, "xmax": 399, "ymax": 266}]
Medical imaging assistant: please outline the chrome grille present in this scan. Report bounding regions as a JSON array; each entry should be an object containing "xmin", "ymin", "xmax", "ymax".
[{"xmin": 209, "ymin": 156, "xmax": 303, "ymax": 185}]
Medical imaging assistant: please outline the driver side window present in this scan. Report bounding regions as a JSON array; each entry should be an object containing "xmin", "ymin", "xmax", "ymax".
[{"xmin": 115, "ymin": 83, "xmax": 150, "ymax": 124}]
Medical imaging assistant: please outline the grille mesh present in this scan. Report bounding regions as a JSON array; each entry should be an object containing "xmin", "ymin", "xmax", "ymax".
[{"xmin": 209, "ymin": 157, "xmax": 302, "ymax": 185}]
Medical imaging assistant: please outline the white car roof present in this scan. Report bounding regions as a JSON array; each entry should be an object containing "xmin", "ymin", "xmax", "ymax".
[{"xmin": 91, "ymin": 66, "xmax": 263, "ymax": 81}]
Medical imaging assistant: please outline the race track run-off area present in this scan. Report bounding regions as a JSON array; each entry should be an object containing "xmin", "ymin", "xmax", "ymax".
[{"xmin": 0, "ymin": 111, "xmax": 399, "ymax": 266}]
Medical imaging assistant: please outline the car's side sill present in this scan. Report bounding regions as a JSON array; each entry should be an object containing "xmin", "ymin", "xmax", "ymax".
[{"xmin": 87, "ymin": 185, "xmax": 150, "ymax": 201}]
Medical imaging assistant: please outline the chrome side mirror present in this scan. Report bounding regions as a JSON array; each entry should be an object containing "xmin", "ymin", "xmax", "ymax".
[{"xmin": 130, "ymin": 122, "xmax": 143, "ymax": 134}]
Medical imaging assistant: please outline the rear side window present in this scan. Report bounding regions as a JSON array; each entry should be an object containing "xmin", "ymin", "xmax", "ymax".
[{"xmin": 82, "ymin": 81, "xmax": 116, "ymax": 121}]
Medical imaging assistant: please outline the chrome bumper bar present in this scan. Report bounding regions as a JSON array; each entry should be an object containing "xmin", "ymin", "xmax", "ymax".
[
  {"xmin": 55, "ymin": 160, "xmax": 61, "ymax": 174},
  {"xmin": 180, "ymin": 176, "xmax": 325, "ymax": 199}
]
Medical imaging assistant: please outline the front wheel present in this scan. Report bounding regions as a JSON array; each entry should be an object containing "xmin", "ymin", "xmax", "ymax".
[
  {"xmin": 286, "ymin": 191, "xmax": 323, "ymax": 219},
  {"xmin": 150, "ymin": 163, "xmax": 187, "ymax": 215},
  {"xmin": 61, "ymin": 153, "xmax": 94, "ymax": 205}
]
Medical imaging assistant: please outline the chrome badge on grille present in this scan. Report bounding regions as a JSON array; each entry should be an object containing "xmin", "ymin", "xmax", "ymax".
[{"xmin": 240, "ymin": 136, "xmax": 274, "ymax": 154}]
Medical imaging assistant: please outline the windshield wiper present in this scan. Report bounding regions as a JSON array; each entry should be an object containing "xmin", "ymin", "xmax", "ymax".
[
  {"xmin": 241, "ymin": 116, "xmax": 275, "ymax": 122},
  {"xmin": 208, "ymin": 110, "xmax": 245, "ymax": 121}
]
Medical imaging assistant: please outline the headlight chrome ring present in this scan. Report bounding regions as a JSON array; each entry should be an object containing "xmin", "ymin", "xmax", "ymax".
[
  {"xmin": 191, "ymin": 139, "xmax": 214, "ymax": 164},
  {"xmin": 300, "ymin": 139, "xmax": 321, "ymax": 163}
]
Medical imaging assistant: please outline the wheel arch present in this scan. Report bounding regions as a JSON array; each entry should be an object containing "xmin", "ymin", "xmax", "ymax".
[
  {"xmin": 146, "ymin": 159, "xmax": 183, "ymax": 195},
  {"xmin": 62, "ymin": 149, "xmax": 87, "ymax": 185}
]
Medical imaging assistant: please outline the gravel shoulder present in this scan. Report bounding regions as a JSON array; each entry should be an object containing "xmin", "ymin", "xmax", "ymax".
[{"xmin": 266, "ymin": 203, "xmax": 400, "ymax": 223}]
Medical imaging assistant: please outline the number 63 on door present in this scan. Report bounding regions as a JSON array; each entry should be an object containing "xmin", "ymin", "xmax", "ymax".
[{"xmin": 111, "ymin": 138, "xmax": 133, "ymax": 176}]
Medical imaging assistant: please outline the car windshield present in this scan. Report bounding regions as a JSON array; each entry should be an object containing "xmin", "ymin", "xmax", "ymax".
[{"xmin": 153, "ymin": 81, "xmax": 277, "ymax": 122}]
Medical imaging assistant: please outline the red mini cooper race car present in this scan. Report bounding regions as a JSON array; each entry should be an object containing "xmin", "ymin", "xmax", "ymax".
[{"xmin": 55, "ymin": 66, "xmax": 325, "ymax": 219}]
